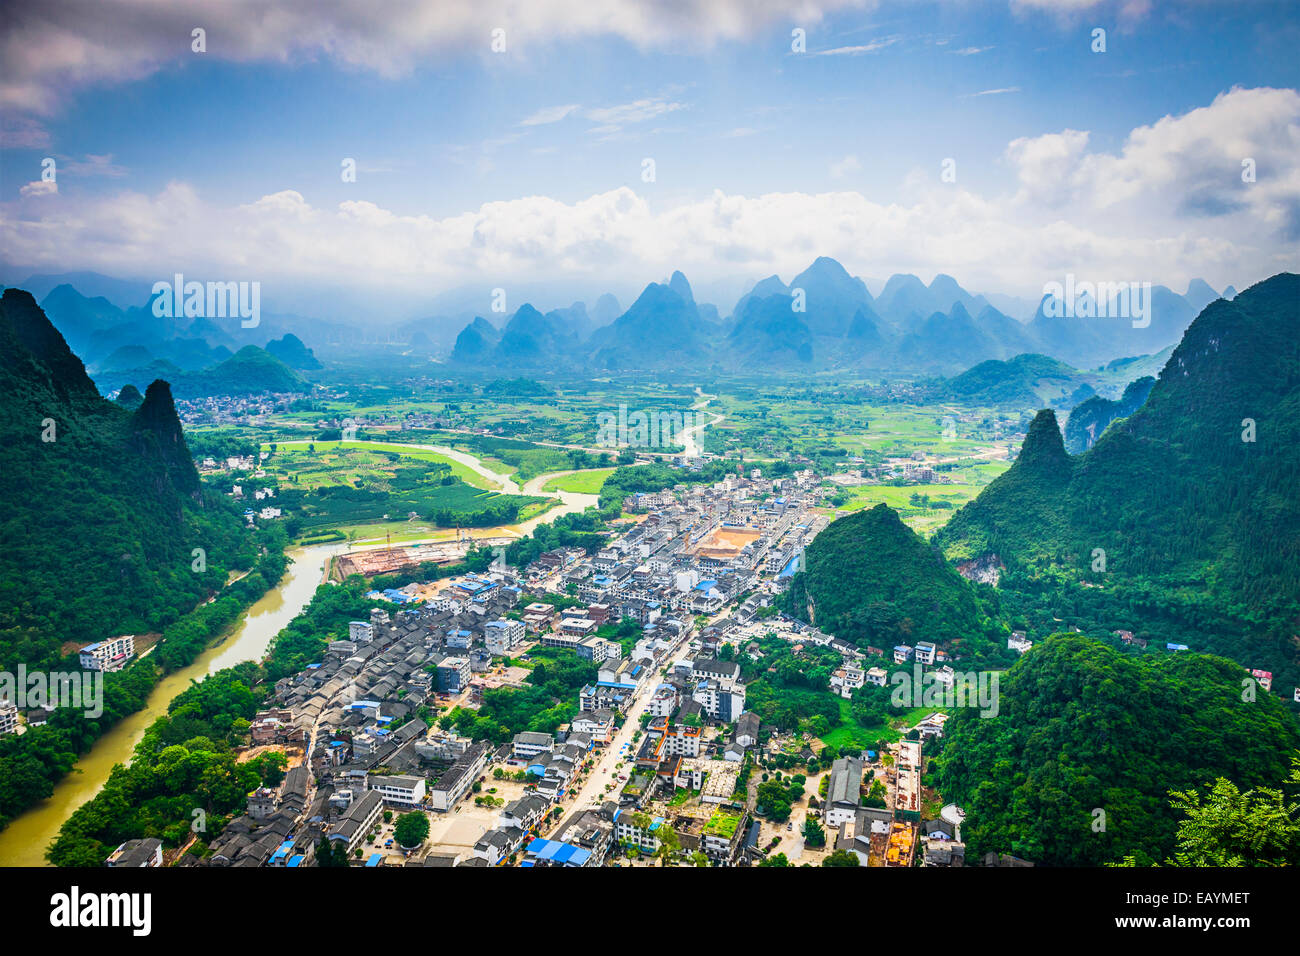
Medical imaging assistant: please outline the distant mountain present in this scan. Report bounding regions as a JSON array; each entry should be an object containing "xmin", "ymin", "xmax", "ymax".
[
  {"xmin": 591, "ymin": 293, "xmax": 622, "ymax": 326},
  {"xmin": 896, "ymin": 302, "xmax": 1004, "ymax": 371},
  {"xmin": 730, "ymin": 275, "xmax": 790, "ymax": 325},
  {"xmin": 114, "ymin": 383, "xmax": 145, "ymax": 410},
  {"xmin": 727, "ymin": 293, "xmax": 813, "ymax": 366},
  {"xmin": 873, "ymin": 273, "xmax": 932, "ymax": 325},
  {"xmin": 433, "ymin": 258, "xmax": 1250, "ymax": 376},
  {"xmin": 788, "ymin": 257, "xmax": 874, "ymax": 337},
  {"xmin": 936, "ymin": 272, "xmax": 1300, "ymax": 687},
  {"xmin": 496, "ymin": 303, "xmax": 580, "ymax": 364},
  {"xmin": 1028, "ymin": 283, "xmax": 1198, "ymax": 368},
  {"xmin": 587, "ymin": 280, "xmax": 707, "ymax": 370},
  {"xmin": 265, "ymin": 332, "xmax": 322, "ymax": 370},
  {"xmin": 1063, "ymin": 375, "xmax": 1155, "ymax": 453},
  {"xmin": 667, "ymin": 270, "xmax": 696, "ymax": 307},
  {"xmin": 95, "ymin": 345, "xmax": 310, "ymax": 398},
  {"xmin": 1183, "ymin": 278, "xmax": 1220, "ymax": 314},
  {"xmin": 9, "ymin": 271, "xmax": 153, "ymax": 309},
  {"xmin": 450, "ymin": 317, "xmax": 500, "ymax": 363},
  {"xmin": 941, "ymin": 353, "xmax": 1080, "ymax": 407},
  {"xmin": 37, "ymin": 284, "xmax": 127, "ymax": 355}
]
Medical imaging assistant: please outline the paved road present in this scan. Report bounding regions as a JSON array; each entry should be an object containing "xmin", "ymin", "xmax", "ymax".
[{"xmin": 561, "ymin": 635, "xmax": 696, "ymax": 813}]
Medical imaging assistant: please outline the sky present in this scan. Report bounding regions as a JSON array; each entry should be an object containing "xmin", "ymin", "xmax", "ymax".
[{"xmin": 1, "ymin": 0, "xmax": 1298, "ymax": 320}]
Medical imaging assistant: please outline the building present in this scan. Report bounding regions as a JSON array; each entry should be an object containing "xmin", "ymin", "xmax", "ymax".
[
  {"xmin": 521, "ymin": 837, "xmax": 594, "ymax": 867},
  {"xmin": 436, "ymin": 656, "xmax": 471, "ymax": 693},
  {"xmin": 914, "ymin": 642, "xmax": 937, "ymax": 665},
  {"xmin": 700, "ymin": 807, "xmax": 749, "ymax": 863},
  {"xmin": 429, "ymin": 742, "xmax": 489, "ymax": 812},
  {"xmin": 349, "ymin": 621, "xmax": 374, "ymax": 642},
  {"xmin": 79, "ymin": 635, "xmax": 135, "ymax": 672},
  {"xmin": 485, "ymin": 619, "xmax": 525, "ymax": 654},
  {"xmin": 330, "ymin": 790, "xmax": 383, "ymax": 853},
  {"xmin": 830, "ymin": 665, "xmax": 865, "ymax": 699},
  {"xmin": 0, "ymin": 698, "xmax": 17, "ymax": 735},
  {"xmin": 1008, "ymin": 634, "xmax": 1033, "ymax": 654},
  {"xmin": 369, "ymin": 774, "xmax": 427, "ymax": 808},
  {"xmin": 512, "ymin": 731, "xmax": 555, "ymax": 760},
  {"xmin": 106, "ymin": 838, "xmax": 163, "ymax": 867},
  {"xmin": 825, "ymin": 756, "xmax": 864, "ymax": 827}
]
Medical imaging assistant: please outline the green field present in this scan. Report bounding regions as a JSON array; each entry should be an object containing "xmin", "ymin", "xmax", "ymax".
[
  {"xmin": 820, "ymin": 700, "xmax": 941, "ymax": 750},
  {"xmin": 268, "ymin": 440, "xmax": 495, "ymax": 489},
  {"xmin": 259, "ymin": 442, "xmax": 544, "ymax": 536},
  {"xmin": 542, "ymin": 468, "xmax": 615, "ymax": 494},
  {"xmin": 825, "ymin": 481, "xmax": 993, "ymax": 535}
]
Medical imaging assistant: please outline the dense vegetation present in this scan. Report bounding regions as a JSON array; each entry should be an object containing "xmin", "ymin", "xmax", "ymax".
[
  {"xmin": 46, "ymin": 664, "xmax": 287, "ymax": 866},
  {"xmin": 0, "ymin": 289, "xmax": 265, "ymax": 667},
  {"xmin": 443, "ymin": 647, "xmax": 595, "ymax": 744},
  {"xmin": 45, "ymin": 578, "xmax": 393, "ymax": 864},
  {"xmin": 936, "ymin": 635, "xmax": 1300, "ymax": 865},
  {"xmin": 780, "ymin": 503, "xmax": 1007, "ymax": 662},
  {"xmin": 0, "ymin": 289, "xmax": 287, "ymax": 832},
  {"xmin": 936, "ymin": 273, "xmax": 1300, "ymax": 693}
]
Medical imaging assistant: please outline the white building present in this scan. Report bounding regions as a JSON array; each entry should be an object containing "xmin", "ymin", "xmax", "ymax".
[
  {"xmin": 368, "ymin": 774, "xmax": 427, "ymax": 808},
  {"xmin": 485, "ymin": 619, "xmax": 525, "ymax": 654},
  {"xmin": 79, "ymin": 635, "xmax": 135, "ymax": 672},
  {"xmin": 0, "ymin": 698, "xmax": 17, "ymax": 735}
]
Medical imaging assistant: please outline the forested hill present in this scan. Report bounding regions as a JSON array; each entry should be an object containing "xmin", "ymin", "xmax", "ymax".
[
  {"xmin": 937, "ymin": 634, "xmax": 1300, "ymax": 866},
  {"xmin": 781, "ymin": 503, "xmax": 1006, "ymax": 663},
  {"xmin": 0, "ymin": 288, "xmax": 253, "ymax": 669},
  {"xmin": 935, "ymin": 272, "xmax": 1300, "ymax": 689}
]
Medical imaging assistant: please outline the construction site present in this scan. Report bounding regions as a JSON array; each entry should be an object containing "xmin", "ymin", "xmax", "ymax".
[{"xmin": 329, "ymin": 535, "xmax": 515, "ymax": 580}]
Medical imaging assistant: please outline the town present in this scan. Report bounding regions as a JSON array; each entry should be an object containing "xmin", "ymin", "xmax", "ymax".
[{"xmin": 102, "ymin": 464, "xmax": 976, "ymax": 869}]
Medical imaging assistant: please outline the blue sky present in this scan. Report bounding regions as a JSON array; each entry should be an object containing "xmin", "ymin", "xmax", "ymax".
[{"xmin": 2, "ymin": 0, "xmax": 1298, "ymax": 318}]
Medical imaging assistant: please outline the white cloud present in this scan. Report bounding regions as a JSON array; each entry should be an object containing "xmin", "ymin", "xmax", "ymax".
[
  {"xmin": 951, "ymin": 45, "xmax": 993, "ymax": 55},
  {"xmin": 584, "ymin": 97, "xmax": 685, "ymax": 127},
  {"xmin": 519, "ymin": 104, "xmax": 580, "ymax": 126},
  {"xmin": 0, "ymin": 0, "xmax": 871, "ymax": 113},
  {"xmin": 830, "ymin": 154, "xmax": 862, "ymax": 178},
  {"xmin": 810, "ymin": 36, "xmax": 900, "ymax": 55},
  {"xmin": 2, "ymin": 87, "xmax": 1296, "ymax": 300},
  {"xmin": 968, "ymin": 87, "xmax": 1021, "ymax": 97},
  {"xmin": 18, "ymin": 180, "xmax": 56, "ymax": 198}
]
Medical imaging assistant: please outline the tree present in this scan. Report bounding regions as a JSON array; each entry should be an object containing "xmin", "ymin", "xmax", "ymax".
[
  {"xmin": 654, "ymin": 825, "xmax": 681, "ymax": 866},
  {"xmin": 394, "ymin": 811, "xmax": 430, "ymax": 848},
  {"xmin": 1160, "ymin": 756, "xmax": 1300, "ymax": 866},
  {"xmin": 822, "ymin": 849, "xmax": 861, "ymax": 867},
  {"xmin": 760, "ymin": 852, "xmax": 791, "ymax": 867},
  {"xmin": 802, "ymin": 818, "xmax": 827, "ymax": 848},
  {"xmin": 317, "ymin": 837, "xmax": 350, "ymax": 867}
]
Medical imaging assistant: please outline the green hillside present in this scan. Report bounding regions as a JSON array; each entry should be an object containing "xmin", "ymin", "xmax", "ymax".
[
  {"xmin": 935, "ymin": 272, "xmax": 1300, "ymax": 690},
  {"xmin": 937, "ymin": 634, "xmax": 1300, "ymax": 865},
  {"xmin": 0, "ymin": 288, "xmax": 257, "ymax": 667},
  {"xmin": 781, "ymin": 503, "xmax": 1006, "ymax": 661}
]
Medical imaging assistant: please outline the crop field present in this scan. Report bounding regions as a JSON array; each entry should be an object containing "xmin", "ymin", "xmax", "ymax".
[
  {"xmin": 259, "ymin": 443, "xmax": 544, "ymax": 535},
  {"xmin": 541, "ymin": 468, "xmax": 615, "ymax": 493}
]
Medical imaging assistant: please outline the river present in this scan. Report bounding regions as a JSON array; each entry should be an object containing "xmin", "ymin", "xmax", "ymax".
[
  {"xmin": 0, "ymin": 541, "xmax": 345, "ymax": 867},
  {"xmin": 0, "ymin": 426, "xmax": 714, "ymax": 866}
]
